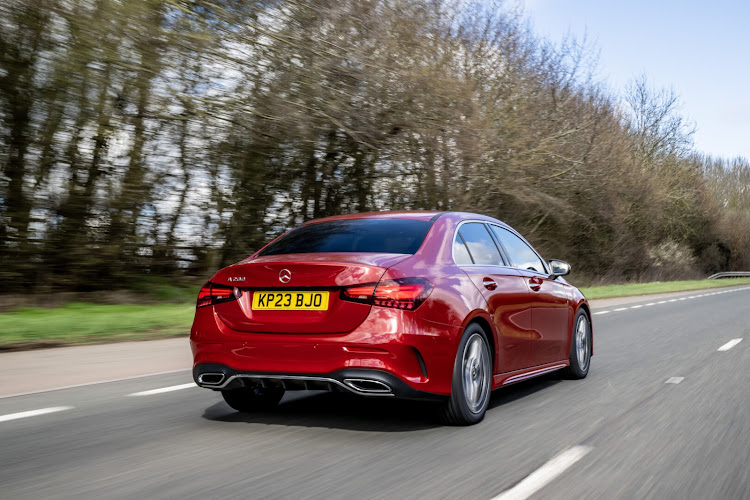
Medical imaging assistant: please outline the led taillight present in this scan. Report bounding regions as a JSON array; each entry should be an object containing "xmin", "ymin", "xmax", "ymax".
[
  {"xmin": 341, "ymin": 278, "xmax": 433, "ymax": 310},
  {"xmin": 196, "ymin": 282, "xmax": 239, "ymax": 308},
  {"xmin": 341, "ymin": 283, "xmax": 378, "ymax": 304},
  {"xmin": 374, "ymin": 278, "xmax": 433, "ymax": 310}
]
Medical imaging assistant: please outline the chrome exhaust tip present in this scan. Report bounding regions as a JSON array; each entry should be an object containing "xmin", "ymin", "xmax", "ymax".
[
  {"xmin": 343, "ymin": 378, "xmax": 392, "ymax": 394},
  {"xmin": 197, "ymin": 373, "xmax": 225, "ymax": 386}
]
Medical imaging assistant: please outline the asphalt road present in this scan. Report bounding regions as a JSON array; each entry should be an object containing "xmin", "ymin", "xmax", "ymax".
[{"xmin": 1, "ymin": 286, "xmax": 748, "ymax": 499}]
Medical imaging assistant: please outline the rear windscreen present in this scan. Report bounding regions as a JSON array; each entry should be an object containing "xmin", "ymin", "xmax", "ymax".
[{"xmin": 257, "ymin": 219, "xmax": 432, "ymax": 256}]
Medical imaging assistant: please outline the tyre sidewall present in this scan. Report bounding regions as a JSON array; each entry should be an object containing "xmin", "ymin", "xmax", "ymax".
[
  {"xmin": 567, "ymin": 309, "xmax": 591, "ymax": 378},
  {"xmin": 448, "ymin": 324, "xmax": 492, "ymax": 425}
]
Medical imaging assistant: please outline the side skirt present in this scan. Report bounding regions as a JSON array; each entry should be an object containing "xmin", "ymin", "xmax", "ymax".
[{"xmin": 492, "ymin": 361, "xmax": 569, "ymax": 388}]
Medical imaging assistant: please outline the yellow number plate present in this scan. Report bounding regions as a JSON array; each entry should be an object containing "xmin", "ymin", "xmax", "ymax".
[{"xmin": 252, "ymin": 291, "xmax": 329, "ymax": 310}]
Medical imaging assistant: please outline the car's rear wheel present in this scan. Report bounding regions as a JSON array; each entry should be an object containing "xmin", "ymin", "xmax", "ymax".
[
  {"xmin": 440, "ymin": 324, "xmax": 492, "ymax": 425},
  {"xmin": 562, "ymin": 309, "xmax": 591, "ymax": 379},
  {"xmin": 221, "ymin": 386, "xmax": 285, "ymax": 412}
]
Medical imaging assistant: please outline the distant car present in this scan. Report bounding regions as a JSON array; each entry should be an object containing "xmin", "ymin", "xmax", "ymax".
[{"xmin": 191, "ymin": 211, "xmax": 592, "ymax": 425}]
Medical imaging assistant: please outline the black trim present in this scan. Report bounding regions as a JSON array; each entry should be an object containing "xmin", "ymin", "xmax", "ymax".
[
  {"xmin": 411, "ymin": 346, "xmax": 429, "ymax": 378},
  {"xmin": 428, "ymin": 212, "xmax": 446, "ymax": 222},
  {"xmin": 193, "ymin": 363, "xmax": 446, "ymax": 401}
]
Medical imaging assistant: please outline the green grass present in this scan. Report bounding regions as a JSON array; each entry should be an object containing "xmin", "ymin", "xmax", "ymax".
[
  {"xmin": 2, "ymin": 278, "xmax": 749, "ymax": 349},
  {"xmin": 580, "ymin": 278, "xmax": 750, "ymax": 300},
  {"xmin": 0, "ymin": 302, "xmax": 195, "ymax": 348}
]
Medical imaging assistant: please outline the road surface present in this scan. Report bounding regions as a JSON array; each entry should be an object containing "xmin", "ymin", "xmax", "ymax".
[{"xmin": 1, "ymin": 286, "xmax": 748, "ymax": 499}]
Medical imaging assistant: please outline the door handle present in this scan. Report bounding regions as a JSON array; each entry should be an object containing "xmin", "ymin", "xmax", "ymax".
[
  {"xmin": 483, "ymin": 278, "xmax": 498, "ymax": 291},
  {"xmin": 529, "ymin": 277, "xmax": 542, "ymax": 291}
]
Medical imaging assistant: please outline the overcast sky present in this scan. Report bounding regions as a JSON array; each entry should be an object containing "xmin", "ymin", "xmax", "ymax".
[{"xmin": 520, "ymin": 0, "xmax": 750, "ymax": 160}]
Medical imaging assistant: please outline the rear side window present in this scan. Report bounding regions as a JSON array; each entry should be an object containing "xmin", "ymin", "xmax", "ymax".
[
  {"xmin": 491, "ymin": 226, "xmax": 547, "ymax": 274},
  {"xmin": 457, "ymin": 223, "xmax": 503, "ymax": 266},
  {"xmin": 257, "ymin": 219, "xmax": 432, "ymax": 256},
  {"xmin": 453, "ymin": 233, "xmax": 473, "ymax": 265}
]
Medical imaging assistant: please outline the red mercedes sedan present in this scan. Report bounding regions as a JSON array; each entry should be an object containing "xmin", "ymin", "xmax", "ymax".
[{"xmin": 191, "ymin": 211, "xmax": 592, "ymax": 425}]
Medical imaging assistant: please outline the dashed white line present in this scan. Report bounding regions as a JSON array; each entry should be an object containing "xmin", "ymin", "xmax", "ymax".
[
  {"xmin": 0, "ymin": 406, "xmax": 73, "ymax": 423},
  {"xmin": 128, "ymin": 383, "xmax": 197, "ymax": 397},
  {"xmin": 591, "ymin": 286, "xmax": 750, "ymax": 316},
  {"xmin": 665, "ymin": 377, "xmax": 684, "ymax": 384},
  {"xmin": 492, "ymin": 446, "xmax": 592, "ymax": 500},
  {"xmin": 717, "ymin": 338, "xmax": 743, "ymax": 352}
]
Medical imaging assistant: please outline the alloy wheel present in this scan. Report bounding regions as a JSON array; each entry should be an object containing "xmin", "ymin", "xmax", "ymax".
[{"xmin": 461, "ymin": 333, "xmax": 491, "ymax": 414}]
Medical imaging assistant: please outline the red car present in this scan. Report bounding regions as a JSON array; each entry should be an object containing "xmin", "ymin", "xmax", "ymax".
[{"xmin": 191, "ymin": 211, "xmax": 592, "ymax": 425}]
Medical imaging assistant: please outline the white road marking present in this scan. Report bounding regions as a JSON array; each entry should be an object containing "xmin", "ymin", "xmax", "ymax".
[
  {"xmin": 717, "ymin": 338, "xmax": 743, "ymax": 352},
  {"xmin": 665, "ymin": 377, "xmax": 684, "ymax": 384},
  {"xmin": 0, "ymin": 369, "xmax": 192, "ymax": 400},
  {"xmin": 128, "ymin": 383, "xmax": 197, "ymax": 397},
  {"xmin": 0, "ymin": 406, "xmax": 73, "ymax": 423},
  {"xmin": 590, "ymin": 286, "xmax": 750, "ymax": 316},
  {"xmin": 492, "ymin": 446, "xmax": 592, "ymax": 500}
]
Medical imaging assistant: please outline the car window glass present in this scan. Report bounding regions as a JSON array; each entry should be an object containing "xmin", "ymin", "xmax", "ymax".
[
  {"xmin": 258, "ymin": 219, "xmax": 431, "ymax": 256},
  {"xmin": 458, "ymin": 223, "xmax": 503, "ymax": 265},
  {"xmin": 491, "ymin": 226, "xmax": 546, "ymax": 273},
  {"xmin": 453, "ymin": 233, "xmax": 474, "ymax": 265}
]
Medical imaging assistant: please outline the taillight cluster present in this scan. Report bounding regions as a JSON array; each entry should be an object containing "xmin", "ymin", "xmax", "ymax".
[
  {"xmin": 341, "ymin": 277, "xmax": 433, "ymax": 311},
  {"xmin": 196, "ymin": 277, "xmax": 433, "ymax": 311},
  {"xmin": 197, "ymin": 282, "xmax": 240, "ymax": 308}
]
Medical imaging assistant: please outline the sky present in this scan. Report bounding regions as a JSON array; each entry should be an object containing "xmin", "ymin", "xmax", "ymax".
[{"xmin": 520, "ymin": 0, "xmax": 750, "ymax": 160}]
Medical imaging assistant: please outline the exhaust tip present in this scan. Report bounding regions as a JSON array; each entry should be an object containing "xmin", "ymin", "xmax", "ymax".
[
  {"xmin": 197, "ymin": 373, "xmax": 225, "ymax": 386},
  {"xmin": 343, "ymin": 378, "xmax": 392, "ymax": 394}
]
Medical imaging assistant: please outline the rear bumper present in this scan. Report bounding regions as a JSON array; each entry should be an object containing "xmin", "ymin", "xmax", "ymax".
[
  {"xmin": 190, "ymin": 306, "xmax": 461, "ymax": 396},
  {"xmin": 193, "ymin": 363, "xmax": 447, "ymax": 401}
]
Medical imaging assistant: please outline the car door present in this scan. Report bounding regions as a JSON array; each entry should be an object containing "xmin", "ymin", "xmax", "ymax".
[
  {"xmin": 454, "ymin": 222, "xmax": 536, "ymax": 373},
  {"xmin": 489, "ymin": 225, "xmax": 571, "ymax": 365}
]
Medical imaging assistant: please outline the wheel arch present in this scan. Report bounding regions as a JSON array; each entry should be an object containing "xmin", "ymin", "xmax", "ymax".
[{"xmin": 461, "ymin": 312, "xmax": 497, "ymax": 372}]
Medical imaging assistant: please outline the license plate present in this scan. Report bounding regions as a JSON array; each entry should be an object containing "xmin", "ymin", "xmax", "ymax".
[{"xmin": 251, "ymin": 291, "xmax": 329, "ymax": 310}]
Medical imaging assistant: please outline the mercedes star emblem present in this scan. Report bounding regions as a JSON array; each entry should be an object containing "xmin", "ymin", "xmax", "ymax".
[{"xmin": 279, "ymin": 269, "xmax": 292, "ymax": 283}]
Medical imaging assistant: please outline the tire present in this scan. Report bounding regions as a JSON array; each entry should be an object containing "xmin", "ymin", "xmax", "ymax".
[
  {"xmin": 439, "ymin": 324, "xmax": 493, "ymax": 426},
  {"xmin": 562, "ymin": 309, "xmax": 591, "ymax": 379},
  {"xmin": 221, "ymin": 386, "xmax": 285, "ymax": 413}
]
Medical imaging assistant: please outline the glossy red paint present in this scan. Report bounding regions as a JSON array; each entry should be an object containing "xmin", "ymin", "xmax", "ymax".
[{"xmin": 191, "ymin": 211, "xmax": 591, "ymax": 400}]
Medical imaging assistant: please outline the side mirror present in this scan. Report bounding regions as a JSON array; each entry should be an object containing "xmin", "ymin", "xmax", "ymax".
[{"xmin": 548, "ymin": 259, "xmax": 571, "ymax": 278}]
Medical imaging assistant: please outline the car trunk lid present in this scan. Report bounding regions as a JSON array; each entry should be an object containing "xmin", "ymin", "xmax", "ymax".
[{"xmin": 211, "ymin": 253, "xmax": 410, "ymax": 333}]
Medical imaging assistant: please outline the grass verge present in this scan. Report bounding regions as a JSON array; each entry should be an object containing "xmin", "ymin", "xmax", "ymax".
[
  {"xmin": 1, "ymin": 278, "xmax": 749, "ymax": 350},
  {"xmin": 0, "ymin": 302, "xmax": 195, "ymax": 350},
  {"xmin": 580, "ymin": 278, "xmax": 750, "ymax": 300}
]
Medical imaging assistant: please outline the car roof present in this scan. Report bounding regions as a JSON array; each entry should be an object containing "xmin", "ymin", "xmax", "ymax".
[
  {"xmin": 303, "ymin": 211, "xmax": 506, "ymax": 225},
  {"xmin": 305, "ymin": 211, "xmax": 445, "ymax": 223}
]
